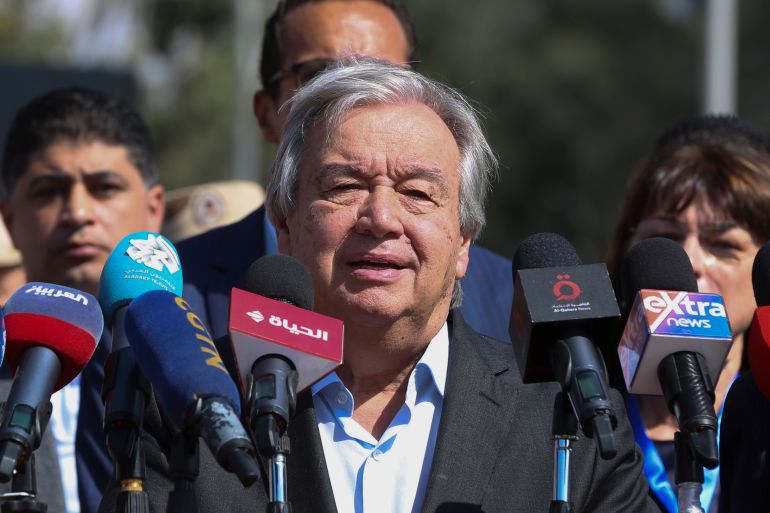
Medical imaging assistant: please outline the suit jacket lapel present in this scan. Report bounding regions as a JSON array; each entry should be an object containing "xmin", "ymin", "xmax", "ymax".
[
  {"xmin": 420, "ymin": 311, "xmax": 520, "ymax": 513},
  {"xmin": 286, "ymin": 392, "xmax": 338, "ymax": 513}
]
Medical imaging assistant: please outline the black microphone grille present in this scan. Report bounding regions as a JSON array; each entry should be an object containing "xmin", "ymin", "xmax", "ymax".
[
  {"xmin": 621, "ymin": 237, "xmax": 698, "ymax": 309},
  {"xmin": 241, "ymin": 254, "xmax": 314, "ymax": 310},
  {"xmin": 512, "ymin": 232, "xmax": 582, "ymax": 277},
  {"xmin": 752, "ymin": 240, "xmax": 770, "ymax": 307}
]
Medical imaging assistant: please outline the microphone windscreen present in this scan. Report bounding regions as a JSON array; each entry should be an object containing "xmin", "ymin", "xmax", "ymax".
[
  {"xmin": 99, "ymin": 231, "xmax": 184, "ymax": 320},
  {"xmin": 4, "ymin": 282, "xmax": 103, "ymax": 389},
  {"xmin": 125, "ymin": 289, "xmax": 240, "ymax": 426},
  {"xmin": 752, "ymin": 241, "xmax": 770, "ymax": 307},
  {"xmin": 513, "ymin": 233, "xmax": 582, "ymax": 277},
  {"xmin": 241, "ymin": 254, "xmax": 314, "ymax": 310},
  {"xmin": 621, "ymin": 237, "xmax": 698, "ymax": 309}
]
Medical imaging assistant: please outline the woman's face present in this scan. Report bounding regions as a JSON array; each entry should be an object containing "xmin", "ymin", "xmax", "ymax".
[{"xmin": 629, "ymin": 202, "xmax": 761, "ymax": 336}]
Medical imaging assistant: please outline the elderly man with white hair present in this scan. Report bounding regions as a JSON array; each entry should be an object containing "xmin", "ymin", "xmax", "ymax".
[{"xmin": 99, "ymin": 60, "xmax": 659, "ymax": 513}]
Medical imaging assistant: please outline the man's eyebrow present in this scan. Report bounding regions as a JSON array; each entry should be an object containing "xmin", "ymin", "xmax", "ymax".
[
  {"xmin": 319, "ymin": 163, "xmax": 448, "ymax": 180},
  {"xmin": 319, "ymin": 163, "xmax": 364, "ymax": 178},
  {"xmin": 29, "ymin": 169, "xmax": 129, "ymax": 183}
]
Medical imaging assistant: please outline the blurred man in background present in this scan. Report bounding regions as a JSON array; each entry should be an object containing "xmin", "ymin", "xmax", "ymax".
[
  {"xmin": 0, "ymin": 87, "xmax": 164, "ymax": 513},
  {"xmin": 177, "ymin": 0, "xmax": 514, "ymax": 343}
]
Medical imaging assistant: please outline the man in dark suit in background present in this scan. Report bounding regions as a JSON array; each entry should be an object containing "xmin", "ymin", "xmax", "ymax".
[
  {"xmin": 0, "ymin": 88, "xmax": 165, "ymax": 513},
  {"xmin": 100, "ymin": 59, "xmax": 658, "ymax": 513},
  {"xmin": 176, "ymin": 0, "xmax": 513, "ymax": 342}
]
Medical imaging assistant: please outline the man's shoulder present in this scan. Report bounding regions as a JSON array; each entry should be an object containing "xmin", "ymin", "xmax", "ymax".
[
  {"xmin": 467, "ymin": 245, "xmax": 510, "ymax": 277},
  {"xmin": 175, "ymin": 207, "xmax": 268, "ymax": 285},
  {"xmin": 175, "ymin": 208, "xmax": 262, "ymax": 260}
]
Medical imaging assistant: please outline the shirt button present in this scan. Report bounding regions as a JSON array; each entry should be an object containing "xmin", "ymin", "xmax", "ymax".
[
  {"xmin": 372, "ymin": 449, "xmax": 383, "ymax": 460},
  {"xmin": 336, "ymin": 392, "xmax": 347, "ymax": 404}
]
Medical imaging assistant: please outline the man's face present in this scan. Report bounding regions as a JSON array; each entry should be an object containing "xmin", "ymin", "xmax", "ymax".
[
  {"xmin": 2, "ymin": 139, "xmax": 164, "ymax": 296},
  {"xmin": 255, "ymin": 0, "xmax": 410, "ymax": 143},
  {"xmin": 276, "ymin": 103, "xmax": 471, "ymax": 329}
]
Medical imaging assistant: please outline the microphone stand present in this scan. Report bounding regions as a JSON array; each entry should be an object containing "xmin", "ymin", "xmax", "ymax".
[
  {"xmin": 674, "ymin": 431, "xmax": 706, "ymax": 513},
  {"xmin": 0, "ymin": 453, "xmax": 46, "ymax": 513},
  {"xmin": 167, "ymin": 431, "xmax": 199, "ymax": 513},
  {"xmin": 658, "ymin": 352, "xmax": 718, "ymax": 513},
  {"xmin": 247, "ymin": 356, "xmax": 297, "ymax": 513},
  {"xmin": 102, "ymin": 309, "xmax": 150, "ymax": 513},
  {"xmin": 549, "ymin": 392, "xmax": 577, "ymax": 513}
]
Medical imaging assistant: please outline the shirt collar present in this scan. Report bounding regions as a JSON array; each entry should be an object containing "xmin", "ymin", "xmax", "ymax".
[{"xmin": 310, "ymin": 322, "xmax": 450, "ymax": 398}]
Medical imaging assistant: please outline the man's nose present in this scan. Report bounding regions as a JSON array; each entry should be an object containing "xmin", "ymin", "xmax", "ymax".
[
  {"xmin": 62, "ymin": 184, "xmax": 95, "ymax": 226},
  {"xmin": 355, "ymin": 188, "xmax": 404, "ymax": 239}
]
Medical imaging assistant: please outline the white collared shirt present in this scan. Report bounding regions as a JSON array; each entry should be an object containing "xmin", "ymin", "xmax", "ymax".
[
  {"xmin": 311, "ymin": 323, "xmax": 448, "ymax": 513},
  {"xmin": 49, "ymin": 375, "xmax": 80, "ymax": 513}
]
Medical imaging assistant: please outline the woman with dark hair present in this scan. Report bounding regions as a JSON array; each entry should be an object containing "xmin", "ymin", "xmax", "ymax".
[{"xmin": 606, "ymin": 114, "xmax": 770, "ymax": 512}]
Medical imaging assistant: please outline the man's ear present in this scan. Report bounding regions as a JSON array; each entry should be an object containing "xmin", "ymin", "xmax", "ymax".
[
  {"xmin": 275, "ymin": 214, "xmax": 292, "ymax": 255},
  {"xmin": 145, "ymin": 184, "xmax": 165, "ymax": 233},
  {"xmin": 454, "ymin": 230, "xmax": 472, "ymax": 280},
  {"xmin": 254, "ymin": 90, "xmax": 281, "ymax": 145}
]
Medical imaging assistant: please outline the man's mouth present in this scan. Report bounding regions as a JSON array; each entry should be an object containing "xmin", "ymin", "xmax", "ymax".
[
  {"xmin": 347, "ymin": 255, "xmax": 408, "ymax": 280},
  {"xmin": 349, "ymin": 256, "xmax": 406, "ymax": 270}
]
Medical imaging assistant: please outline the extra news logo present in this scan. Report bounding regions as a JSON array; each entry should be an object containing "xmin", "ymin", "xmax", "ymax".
[
  {"xmin": 640, "ymin": 290, "xmax": 731, "ymax": 337},
  {"xmin": 126, "ymin": 234, "xmax": 180, "ymax": 274}
]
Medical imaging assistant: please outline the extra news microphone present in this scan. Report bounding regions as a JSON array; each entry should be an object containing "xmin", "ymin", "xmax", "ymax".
[
  {"xmin": 0, "ymin": 283, "xmax": 103, "ymax": 481},
  {"xmin": 748, "ymin": 241, "xmax": 770, "ymax": 399},
  {"xmin": 124, "ymin": 290, "xmax": 260, "ymax": 486},
  {"xmin": 510, "ymin": 233, "xmax": 620, "ymax": 459},
  {"xmin": 618, "ymin": 237, "xmax": 731, "ymax": 469},
  {"xmin": 98, "ymin": 231, "xmax": 184, "ymax": 494}
]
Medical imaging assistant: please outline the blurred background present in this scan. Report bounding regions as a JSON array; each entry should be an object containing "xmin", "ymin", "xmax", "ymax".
[{"xmin": 0, "ymin": 0, "xmax": 766, "ymax": 261}]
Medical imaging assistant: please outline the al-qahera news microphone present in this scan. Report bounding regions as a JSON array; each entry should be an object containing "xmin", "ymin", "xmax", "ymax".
[
  {"xmin": 510, "ymin": 233, "xmax": 620, "ymax": 458},
  {"xmin": 0, "ymin": 283, "xmax": 102, "ymax": 485},
  {"xmin": 99, "ymin": 231, "xmax": 183, "ymax": 511},
  {"xmin": 228, "ymin": 254, "xmax": 343, "ymax": 512},
  {"xmin": 618, "ymin": 237, "xmax": 731, "ymax": 512},
  {"xmin": 124, "ymin": 289, "xmax": 260, "ymax": 489},
  {"xmin": 748, "ymin": 240, "xmax": 770, "ymax": 399}
]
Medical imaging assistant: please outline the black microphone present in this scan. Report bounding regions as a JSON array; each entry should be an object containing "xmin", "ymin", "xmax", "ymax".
[
  {"xmin": 230, "ymin": 254, "xmax": 344, "ymax": 449},
  {"xmin": 510, "ymin": 233, "xmax": 619, "ymax": 459},
  {"xmin": 228, "ymin": 254, "xmax": 343, "ymax": 511},
  {"xmin": 619, "ymin": 237, "xmax": 722, "ymax": 469}
]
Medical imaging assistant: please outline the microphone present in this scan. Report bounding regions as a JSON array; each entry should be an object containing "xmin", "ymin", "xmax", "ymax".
[
  {"xmin": 98, "ymin": 231, "xmax": 184, "ymax": 493},
  {"xmin": 229, "ymin": 254, "xmax": 343, "ymax": 404},
  {"xmin": 618, "ymin": 237, "xmax": 731, "ymax": 469},
  {"xmin": 510, "ymin": 233, "xmax": 620, "ymax": 458},
  {"xmin": 124, "ymin": 290, "xmax": 260, "ymax": 486},
  {"xmin": 0, "ymin": 282, "xmax": 103, "ymax": 481},
  {"xmin": 748, "ymin": 241, "xmax": 770, "ymax": 399},
  {"xmin": 229, "ymin": 254, "xmax": 343, "ymax": 509}
]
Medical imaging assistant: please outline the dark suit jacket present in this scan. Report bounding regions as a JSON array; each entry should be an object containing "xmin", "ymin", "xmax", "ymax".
[
  {"xmin": 0, "ymin": 375, "xmax": 67, "ymax": 513},
  {"xmin": 97, "ymin": 310, "xmax": 659, "ymax": 513},
  {"xmin": 719, "ymin": 371, "xmax": 770, "ymax": 512},
  {"xmin": 76, "ymin": 332, "xmax": 114, "ymax": 513},
  {"xmin": 175, "ymin": 207, "xmax": 514, "ymax": 342}
]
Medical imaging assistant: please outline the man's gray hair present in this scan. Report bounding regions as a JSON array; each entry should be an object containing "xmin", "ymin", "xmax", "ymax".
[{"xmin": 266, "ymin": 58, "xmax": 498, "ymax": 307}]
